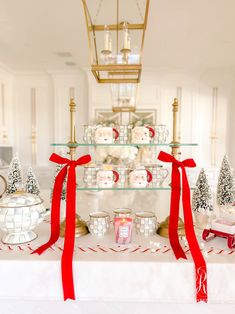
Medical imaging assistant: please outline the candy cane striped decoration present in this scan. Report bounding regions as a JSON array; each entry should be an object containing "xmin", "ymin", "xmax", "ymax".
[{"xmin": 2, "ymin": 243, "xmax": 235, "ymax": 256}]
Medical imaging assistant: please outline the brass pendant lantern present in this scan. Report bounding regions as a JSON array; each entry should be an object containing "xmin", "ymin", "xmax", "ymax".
[
  {"xmin": 81, "ymin": 0, "xmax": 150, "ymax": 84},
  {"xmin": 111, "ymin": 83, "xmax": 138, "ymax": 112}
]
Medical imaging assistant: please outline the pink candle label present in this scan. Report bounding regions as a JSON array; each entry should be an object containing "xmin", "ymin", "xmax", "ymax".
[
  {"xmin": 114, "ymin": 217, "xmax": 133, "ymax": 244},
  {"xmin": 119, "ymin": 225, "xmax": 129, "ymax": 238}
]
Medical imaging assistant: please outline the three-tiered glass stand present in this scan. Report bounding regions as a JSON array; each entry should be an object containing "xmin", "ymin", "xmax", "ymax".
[{"xmin": 52, "ymin": 98, "xmax": 197, "ymax": 236}]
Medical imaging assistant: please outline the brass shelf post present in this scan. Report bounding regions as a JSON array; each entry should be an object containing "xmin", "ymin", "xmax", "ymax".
[{"xmin": 60, "ymin": 98, "xmax": 89, "ymax": 238}]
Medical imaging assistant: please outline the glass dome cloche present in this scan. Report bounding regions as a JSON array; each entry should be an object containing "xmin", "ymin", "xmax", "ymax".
[{"xmin": 0, "ymin": 178, "xmax": 46, "ymax": 244}]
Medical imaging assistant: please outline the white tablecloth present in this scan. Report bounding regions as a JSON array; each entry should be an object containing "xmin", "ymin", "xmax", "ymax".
[
  {"xmin": 1, "ymin": 220, "xmax": 235, "ymax": 314},
  {"xmin": 0, "ymin": 187, "xmax": 235, "ymax": 314}
]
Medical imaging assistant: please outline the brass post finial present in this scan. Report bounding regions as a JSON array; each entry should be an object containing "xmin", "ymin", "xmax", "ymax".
[
  {"xmin": 172, "ymin": 98, "xmax": 179, "ymax": 112},
  {"xmin": 69, "ymin": 98, "xmax": 76, "ymax": 112},
  {"xmin": 67, "ymin": 98, "xmax": 77, "ymax": 160},
  {"xmin": 171, "ymin": 97, "xmax": 180, "ymax": 159}
]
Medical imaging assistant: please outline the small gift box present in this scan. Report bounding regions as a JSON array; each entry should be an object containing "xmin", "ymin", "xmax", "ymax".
[{"xmin": 114, "ymin": 217, "xmax": 133, "ymax": 244}]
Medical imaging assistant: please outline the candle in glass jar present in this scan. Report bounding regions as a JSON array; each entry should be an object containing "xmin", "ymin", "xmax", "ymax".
[{"xmin": 114, "ymin": 217, "xmax": 132, "ymax": 244}]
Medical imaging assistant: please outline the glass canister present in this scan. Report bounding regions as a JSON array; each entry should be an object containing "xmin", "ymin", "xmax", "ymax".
[
  {"xmin": 88, "ymin": 211, "xmax": 110, "ymax": 237},
  {"xmin": 134, "ymin": 211, "xmax": 157, "ymax": 237},
  {"xmin": 83, "ymin": 125, "xmax": 96, "ymax": 144},
  {"xmin": 112, "ymin": 165, "xmax": 128, "ymax": 187},
  {"xmin": 154, "ymin": 124, "xmax": 169, "ymax": 144},
  {"xmin": 83, "ymin": 165, "xmax": 100, "ymax": 187},
  {"xmin": 116, "ymin": 125, "xmax": 132, "ymax": 144},
  {"xmin": 113, "ymin": 208, "xmax": 132, "ymax": 219},
  {"xmin": 152, "ymin": 165, "xmax": 169, "ymax": 187}
]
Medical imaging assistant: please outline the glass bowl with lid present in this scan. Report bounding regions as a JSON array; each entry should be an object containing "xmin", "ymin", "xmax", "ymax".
[{"xmin": 0, "ymin": 189, "xmax": 46, "ymax": 244}]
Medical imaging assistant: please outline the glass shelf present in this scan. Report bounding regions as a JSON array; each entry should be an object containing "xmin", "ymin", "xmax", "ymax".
[
  {"xmin": 77, "ymin": 186, "xmax": 171, "ymax": 191},
  {"xmin": 51, "ymin": 142, "xmax": 198, "ymax": 147},
  {"xmin": 76, "ymin": 186, "xmax": 195, "ymax": 191}
]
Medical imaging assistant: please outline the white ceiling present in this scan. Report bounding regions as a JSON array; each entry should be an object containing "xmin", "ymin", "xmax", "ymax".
[{"xmin": 0, "ymin": 0, "xmax": 235, "ymax": 72}]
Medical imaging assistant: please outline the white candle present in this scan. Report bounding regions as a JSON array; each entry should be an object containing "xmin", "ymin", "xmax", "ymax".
[
  {"xmin": 104, "ymin": 25, "xmax": 110, "ymax": 51},
  {"xmin": 127, "ymin": 35, "xmax": 131, "ymax": 50},
  {"xmin": 108, "ymin": 37, "xmax": 112, "ymax": 52},
  {"xmin": 123, "ymin": 28, "xmax": 128, "ymax": 49}
]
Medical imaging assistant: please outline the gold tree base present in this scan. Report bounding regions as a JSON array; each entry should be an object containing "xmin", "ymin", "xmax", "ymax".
[
  {"xmin": 157, "ymin": 216, "xmax": 185, "ymax": 238},
  {"xmin": 60, "ymin": 214, "xmax": 89, "ymax": 238}
]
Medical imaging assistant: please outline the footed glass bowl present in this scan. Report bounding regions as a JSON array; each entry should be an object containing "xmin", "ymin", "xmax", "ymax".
[{"xmin": 0, "ymin": 191, "xmax": 46, "ymax": 244}]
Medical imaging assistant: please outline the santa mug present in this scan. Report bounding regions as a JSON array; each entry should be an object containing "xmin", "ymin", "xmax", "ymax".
[
  {"xmin": 96, "ymin": 170, "xmax": 119, "ymax": 188},
  {"xmin": 131, "ymin": 126, "xmax": 155, "ymax": 144},
  {"xmin": 129, "ymin": 169, "xmax": 153, "ymax": 188},
  {"xmin": 94, "ymin": 126, "xmax": 119, "ymax": 144}
]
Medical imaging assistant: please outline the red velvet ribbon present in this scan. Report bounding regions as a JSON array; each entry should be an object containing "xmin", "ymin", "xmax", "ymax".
[
  {"xmin": 158, "ymin": 151, "xmax": 207, "ymax": 303},
  {"xmin": 32, "ymin": 153, "xmax": 91, "ymax": 301}
]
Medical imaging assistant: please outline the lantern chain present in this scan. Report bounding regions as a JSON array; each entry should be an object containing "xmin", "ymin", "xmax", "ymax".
[
  {"xmin": 135, "ymin": 0, "xmax": 145, "ymax": 22},
  {"xmin": 94, "ymin": 0, "xmax": 104, "ymax": 25}
]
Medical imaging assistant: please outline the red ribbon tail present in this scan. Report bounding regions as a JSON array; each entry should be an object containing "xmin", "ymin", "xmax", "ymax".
[
  {"xmin": 169, "ymin": 164, "xmax": 187, "ymax": 260},
  {"xmin": 31, "ymin": 164, "xmax": 68, "ymax": 256},
  {"xmin": 181, "ymin": 168, "xmax": 207, "ymax": 303},
  {"xmin": 61, "ymin": 164, "xmax": 76, "ymax": 301}
]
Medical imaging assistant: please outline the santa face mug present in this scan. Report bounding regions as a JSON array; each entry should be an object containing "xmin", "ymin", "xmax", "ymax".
[
  {"xmin": 131, "ymin": 126, "xmax": 155, "ymax": 144},
  {"xmin": 94, "ymin": 126, "xmax": 119, "ymax": 144},
  {"xmin": 129, "ymin": 169, "xmax": 153, "ymax": 188},
  {"xmin": 96, "ymin": 170, "xmax": 119, "ymax": 188}
]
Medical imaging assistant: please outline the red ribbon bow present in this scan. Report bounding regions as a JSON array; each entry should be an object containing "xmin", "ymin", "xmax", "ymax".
[
  {"xmin": 158, "ymin": 151, "xmax": 207, "ymax": 303},
  {"xmin": 32, "ymin": 153, "xmax": 91, "ymax": 301}
]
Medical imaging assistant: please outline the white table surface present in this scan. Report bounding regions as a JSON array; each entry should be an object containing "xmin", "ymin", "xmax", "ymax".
[{"xmin": 0, "ymin": 190, "xmax": 235, "ymax": 314}]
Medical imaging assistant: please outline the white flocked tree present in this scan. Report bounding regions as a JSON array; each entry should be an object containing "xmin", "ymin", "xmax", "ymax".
[
  {"xmin": 217, "ymin": 155, "xmax": 235, "ymax": 207},
  {"xmin": 192, "ymin": 168, "xmax": 213, "ymax": 214},
  {"xmin": 6, "ymin": 153, "xmax": 23, "ymax": 194},
  {"xmin": 51, "ymin": 164, "xmax": 66, "ymax": 201},
  {"xmin": 25, "ymin": 167, "xmax": 40, "ymax": 195}
]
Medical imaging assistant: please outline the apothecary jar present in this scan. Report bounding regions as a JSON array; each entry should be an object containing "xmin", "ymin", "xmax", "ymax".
[
  {"xmin": 134, "ymin": 211, "xmax": 157, "ymax": 237},
  {"xmin": 0, "ymin": 188, "xmax": 46, "ymax": 244},
  {"xmin": 88, "ymin": 211, "xmax": 110, "ymax": 237}
]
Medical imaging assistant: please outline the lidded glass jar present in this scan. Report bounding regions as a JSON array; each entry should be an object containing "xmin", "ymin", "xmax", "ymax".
[
  {"xmin": 113, "ymin": 208, "xmax": 132, "ymax": 219},
  {"xmin": 134, "ymin": 211, "xmax": 157, "ymax": 237},
  {"xmin": 0, "ymin": 190, "xmax": 45, "ymax": 244},
  {"xmin": 88, "ymin": 211, "xmax": 110, "ymax": 237}
]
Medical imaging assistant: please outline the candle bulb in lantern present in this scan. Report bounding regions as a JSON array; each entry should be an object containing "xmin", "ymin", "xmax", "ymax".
[
  {"xmin": 108, "ymin": 36, "xmax": 112, "ymax": 52},
  {"xmin": 123, "ymin": 22, "xmax": 129, "ymax": 50},
  {"xmin": 104, "ymin": 24, "xmax": 112, "ymax": 53},
  {"xmin": 127, "ymin": 34, "xmax": 131, "ymax": 50}
]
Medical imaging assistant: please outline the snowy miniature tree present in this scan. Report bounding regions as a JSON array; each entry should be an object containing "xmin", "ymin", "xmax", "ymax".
[
  {"xmin": 25, "ymin": 167, "xmax": 40, "ymax": 195},
  {"xmin": 6, "ymin": 153, "xmax": 23, "ymax": 194},
  {"xmin": 192, "ymin": 168, "xmax": 213, "ymax": 214},
  {"xmin": 51, "ymin": 164, "xmax": 66, "ymax": 201},
  {"xmin": 217, "ymin": 155, "xmax": 235, "ymax": 207}
]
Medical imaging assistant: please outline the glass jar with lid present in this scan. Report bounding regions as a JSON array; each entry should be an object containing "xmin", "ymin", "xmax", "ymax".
[{"xmin": 0, "ymin": 187, "xmax": 46, "ymax": 244}]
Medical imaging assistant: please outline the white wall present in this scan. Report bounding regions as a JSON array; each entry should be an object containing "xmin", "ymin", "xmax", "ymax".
[
  {"xmin": 0, "ymin": 64, "xmax": 234, "ymax": 172},
  {"xmin": 0, "ymin": 65, "xmax": 14, "ymax": 147},
  {"xmin": 228, "ymin": 84, "xmax": 235, "ymax": 169},
  {"xmin": 87, "ymin": 68, "xmax": 233, "ymax": 169},
  {"xmin": 0, "ymin": 68, "xmax": 89, "ymax": 167}
]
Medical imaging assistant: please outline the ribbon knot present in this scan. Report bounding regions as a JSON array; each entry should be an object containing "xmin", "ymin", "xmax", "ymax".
[
  {"xmin": 158, "ymin": 151, "xmax": 207, "ymax": 303},
  {"xmin": 32, "ymin": 153, "xmax": 91, "ymax": 301}
]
